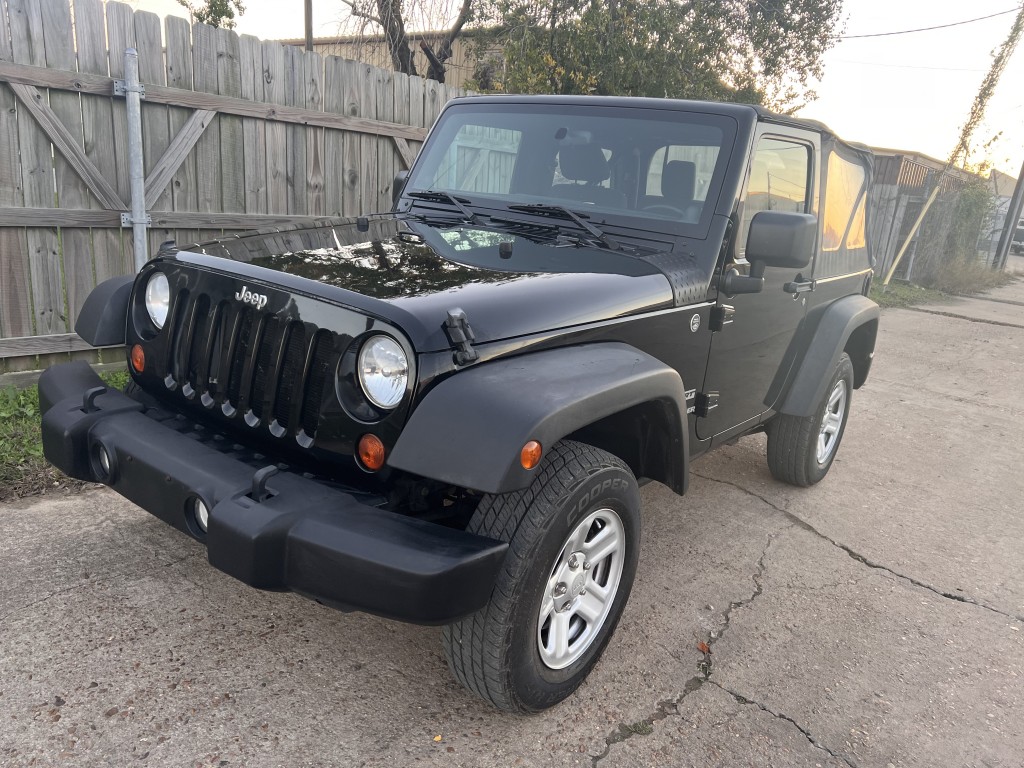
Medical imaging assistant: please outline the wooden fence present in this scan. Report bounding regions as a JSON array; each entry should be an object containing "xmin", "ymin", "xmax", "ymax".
[{"xmin": 0, "ymin": 0, "xmax": 465, "ymax": 370}]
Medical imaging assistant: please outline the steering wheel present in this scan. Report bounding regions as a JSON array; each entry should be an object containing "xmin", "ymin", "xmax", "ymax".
[{"xmin": 641, "ymin": 203, "xmax": 687, "ymax": 217}]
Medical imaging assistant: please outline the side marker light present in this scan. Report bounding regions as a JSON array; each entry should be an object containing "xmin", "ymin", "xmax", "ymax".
[
  {"xmin": 358, "ymin": 434, "xmax": 386, "ymax": 471},
  {"xmin": 520, "ymin": 440, "xmax": 542, "ymax": 470}
]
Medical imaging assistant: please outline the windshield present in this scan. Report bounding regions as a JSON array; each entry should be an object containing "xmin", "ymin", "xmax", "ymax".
[{"xmin": 403, "ymin": 103, "xmax": 737, "ymax": 236}]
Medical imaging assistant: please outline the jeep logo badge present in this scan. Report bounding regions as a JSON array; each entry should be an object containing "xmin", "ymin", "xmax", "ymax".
[
  {"xmin": 235, "ymin": 285, "xmax": 268, "ymax": 310},
  {"xmin": 689, "ymin": 314, "xmax": 701, "ymax": 333}
]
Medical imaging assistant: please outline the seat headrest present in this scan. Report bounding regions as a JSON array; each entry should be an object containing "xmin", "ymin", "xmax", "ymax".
[
  {"xmin": 558, "ymin": 144, "xmax": 610, "ymax": 184},
  {"xmin": 662, "ymin": 160, "xmax": 696, "ymax": 203}
]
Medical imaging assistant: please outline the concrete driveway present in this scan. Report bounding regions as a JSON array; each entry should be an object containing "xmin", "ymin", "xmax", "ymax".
[{"xmin": 2, "ymin": 276, "xmax": 1023, "ymax": 767}]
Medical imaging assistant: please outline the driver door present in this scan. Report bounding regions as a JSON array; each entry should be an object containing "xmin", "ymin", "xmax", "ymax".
[{"xmin": 696, "ymin": 129, "xmax": 820, "ymax": 440}]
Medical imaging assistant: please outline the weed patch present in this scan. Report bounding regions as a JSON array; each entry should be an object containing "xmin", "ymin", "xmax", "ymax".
[
  {"xmin": 0, "ymin": 370, "xmax": 129, "ymax": 503},
  {"xmin": 869, "ymin": 281, "xmax": 948, "ymax": 309}
]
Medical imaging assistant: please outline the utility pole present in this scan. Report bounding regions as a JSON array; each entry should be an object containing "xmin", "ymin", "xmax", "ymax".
[
  {"xmin": 304, "ymin": 0, "xmax": 313, "ymax": 51},
  {"xmin": 993, "ymin": 157, "xmax": 1024, "ymax": 271}
]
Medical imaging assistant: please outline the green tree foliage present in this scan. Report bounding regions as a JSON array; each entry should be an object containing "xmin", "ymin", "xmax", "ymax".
[
  {"xmin": 177, "ymin": 0, "xmax": 246, "ymax": 29},
  {"xmin": 469, "ymin": 0, "xmax": 843, "ymax": 110}
]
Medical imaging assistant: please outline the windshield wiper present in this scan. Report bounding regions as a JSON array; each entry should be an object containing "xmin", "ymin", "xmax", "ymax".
[
  {"xmin": 407, "ymin": 190, "xmax": 479, "ymax": 224},
  {"xmin": 507, "ymin": 204, "xmax": 619, "ymax": 251}
]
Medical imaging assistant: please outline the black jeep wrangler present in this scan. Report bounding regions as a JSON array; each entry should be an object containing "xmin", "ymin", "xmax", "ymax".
[{"xmin": 39, "ymin": 96, "xmax": 878, "ymax": 713}]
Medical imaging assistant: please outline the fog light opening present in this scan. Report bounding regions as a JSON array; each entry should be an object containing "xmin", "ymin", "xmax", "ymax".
[
  {"xmin": 193, "ymin": 497, "xmax": 210, "ymax": 533},
  {"xmin": 93, "ymin": 444, "xmax": 113, "ymax": 482}
]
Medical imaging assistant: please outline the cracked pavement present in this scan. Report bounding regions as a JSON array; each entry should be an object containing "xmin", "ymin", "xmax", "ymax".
[{"xmin": 2, "ymin": 262, "xmax": 1023, "ymax": 767}]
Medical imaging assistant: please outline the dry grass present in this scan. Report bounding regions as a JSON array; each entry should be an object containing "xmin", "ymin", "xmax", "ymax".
[{"xmin": 916, "ymin": 256, "xmax": 1015, "ymax": 296}]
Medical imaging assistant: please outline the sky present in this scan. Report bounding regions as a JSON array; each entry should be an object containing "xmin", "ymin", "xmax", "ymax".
[{"xmin": 125, "ymin": 0, "xmax": 1024, "ymax": 178}]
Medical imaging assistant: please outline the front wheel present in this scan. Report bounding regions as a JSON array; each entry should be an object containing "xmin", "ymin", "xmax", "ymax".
[
  {"xmin": 766, "ymin": 352, "xmax": 854, "ymax": 487},
  {"xmin": 441, "ymin": 440, "xmax": 641, "ymax": 713}
]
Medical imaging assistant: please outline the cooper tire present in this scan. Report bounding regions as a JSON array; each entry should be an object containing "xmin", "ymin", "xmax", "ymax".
[
  {"xmin": 441, "ymin": 440, "xmax": 641, "ymax": 713},
  {"xmin": 767, "ymin": 352, "xmax": 854, "ymax": 487}
]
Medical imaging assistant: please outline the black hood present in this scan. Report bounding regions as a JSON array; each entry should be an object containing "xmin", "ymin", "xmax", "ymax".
[{"xmin": 179, "ymin": 216, "xmax": 678, "ymax": 352}]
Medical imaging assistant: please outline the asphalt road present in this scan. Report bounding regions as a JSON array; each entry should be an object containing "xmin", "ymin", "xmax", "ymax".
[{"xmin": 3, "ymin": 268, "xmax": 1023, "ymax": 767}]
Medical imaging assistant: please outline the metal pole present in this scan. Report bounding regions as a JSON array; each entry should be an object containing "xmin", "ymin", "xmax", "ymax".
[
  {"xmin": 304, "ymin": 0, "xmax": 313, "ymax": 52},
  {"xmin": 992, "ymin": 157, "xmax": 1024, "ymax": 271},
  {"xmin": 124, "ymin": 48, "xmax": 148, "ymax": 271}
]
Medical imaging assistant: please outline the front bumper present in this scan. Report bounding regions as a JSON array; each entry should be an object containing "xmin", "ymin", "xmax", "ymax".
[{"xmin": 39, "ymin": 361, "xmax": 507, "ymax": 625}]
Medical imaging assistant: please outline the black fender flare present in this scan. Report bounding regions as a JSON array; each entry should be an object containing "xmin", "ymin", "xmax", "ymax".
[
  {"xmin": 779, "ymin": 294, "xmax": 879, "ymax": 418},
  {"xmin": 75, "ymin": 275, "xmax": 134, "ymax": 347},
  {"xmin": 387, "ymin": 343, "xmax": 689, "ymax": 495}
]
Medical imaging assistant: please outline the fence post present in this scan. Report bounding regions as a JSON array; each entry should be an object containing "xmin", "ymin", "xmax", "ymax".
[{"xmin": 122, "ymin": 48, "xmax": 149, "ymax": 271}]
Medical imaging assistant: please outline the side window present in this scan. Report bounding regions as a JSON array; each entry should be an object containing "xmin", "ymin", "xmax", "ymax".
[
  {"xmin": 823, "ymin": 153, "xmax": 867, "ymax": 251},
  {"xmin": 426, "ymin": 124, "xmax": 522, "ymax": 195},
  {"xmin": 737, "ymin": 137, "xmax": 811, "ymax": 257}
]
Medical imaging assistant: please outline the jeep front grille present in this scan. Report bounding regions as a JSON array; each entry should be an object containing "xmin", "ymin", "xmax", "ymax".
[{"xmin": 163, "ymin": 288, "xmax": 336, "ymax": 443}]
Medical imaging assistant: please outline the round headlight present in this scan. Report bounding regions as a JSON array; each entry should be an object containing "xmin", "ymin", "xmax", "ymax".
[
  {"xmin": 144, "ymin": 272, "xmax": 170, "ymax": 329},
  {"xmin": 357, "ymin": 336, "xmax": 409, "ymax": 409}
]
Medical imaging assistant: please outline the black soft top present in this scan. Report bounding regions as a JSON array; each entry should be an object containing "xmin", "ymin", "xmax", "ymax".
[{"xmin": 451, "ymin": 94, "xmax": 870, "ymax": 157}]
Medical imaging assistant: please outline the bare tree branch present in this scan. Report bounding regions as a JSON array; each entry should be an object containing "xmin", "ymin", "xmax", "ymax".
[{"xmin": 337, "ymin": 0, "xmax": 382, "ymax": 24}]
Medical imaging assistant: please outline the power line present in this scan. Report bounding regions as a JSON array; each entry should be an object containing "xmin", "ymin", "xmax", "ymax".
[
  {"xmin": 831, "ymin": 58, "xmax": 987, "ymax": 72},
  {"xmin": 839, "ymin": 6, "xmax": 1022, "ymax": 39}
]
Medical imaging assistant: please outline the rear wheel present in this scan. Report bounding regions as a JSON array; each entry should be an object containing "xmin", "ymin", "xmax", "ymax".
[
  {"xmin": 766, "ymin": 352, "xmax": 854, "ymax": 487},
  {"xmin": 441, "ymin": 440, "xmax": 641, "ymax": 713}
]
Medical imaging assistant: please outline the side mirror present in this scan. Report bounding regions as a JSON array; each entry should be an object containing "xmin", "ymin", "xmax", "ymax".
[
  {"xmin": 721, "ymin": 211, "xmax": 818, "ymax": 297},
  {"xmin": 745, "ymin": 211, "xmax": 817, "ymax": 269},
  {"xmin": 392, "ymin": 170, "xmax": 410, "ymax": 208}
]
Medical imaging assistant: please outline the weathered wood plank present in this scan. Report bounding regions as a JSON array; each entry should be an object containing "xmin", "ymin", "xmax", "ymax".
[
  {"xmin": 9, "ymin": 83, "xmax": 126, "ymax": 210},
  {"xmin": 164, "ymin": 14, "xmax": 199, "ymax": 250},
  {"xmin": 74, "ymin": 0, "xmax": 128, "ymax": 285},
  {"xmin": 105, "ymin": 1, "xmax": 135, "ymax": 208},
  {"xmin": 0, "ymin": 0, "xmax": 33, "ymax": 338},
  {"xmin": 0, "ymin": 59, "xmax": 431, "ymax": 140},
  {"xmin": 0, "ymin": 332, "xmax": 100, "ymax": 357},
  {"xmin": 322, "ymin": 56, "xmax": 345, "ymax": 217},
  {"xmin": 106, "ymin": 1, "xmax": 137, "ymax": 271},
  {"xmin": 262, "ymin": 41, "xmax": 287, "ymax": 214},
  {"xmin": 340, "ymin": 58, "xmax": 363, "ymax": 217},
  {"xmin": 0, "ymin": 208, "xmax": 120, "ymax": 227},
  {"xmin": 9, "ymin": 0, "xmax": 63, "ymax": 334},
  {"xmin": 192, "ymin": 22, "xmax": 222, "ymax": 218},
  {"xmin": 134, "ymin": 10, "xmax": 172, "ymax": 212},
  {"xmin": 143, "ymin": 109, "xmax": 215, "ymax": 209},
  {"xmin": 304, "ymin": 49, "xmax": 324, "ymax": 216},
  {"xmin": 392, "ymin": 71, "xmax": 411, "ymax": 173},
  {"xmin": 407, "ymin": 72, "xmax": 425, "ymax": 173},
  {"xmin": 148, "ymin": 212, "xmax": 336, "ymax": 229},
  {"xmin": 0, "ymin": 206, "xmax": 342, "ymax": 230},
  {"xmin": 217, "ymin": 26, "xmax": 244, "ymax": 213},
  {"xmin": 239, "ymin": 35, "xmax": 267, "ymax": 215},
  {"xmin": 358, "ymin": 62, "xmax": 377, "ymax": 216},
  {"xmin": 41, "ymin": 0, "xmax": 94, "ymax": 326},
  {"xmin": 423, "ymin": 77, "xmax": 442, "ymax": 129},
  {"xmin": 376, "ymin": 65, "xmax": 394, "ymax": 212},
  {"xmin": 284, "ymin": 44, "xmax": 306, "ymax": 215},
  {"xmin": 392, "ymin": 137, "xmax": 415, "ymax": 170}
]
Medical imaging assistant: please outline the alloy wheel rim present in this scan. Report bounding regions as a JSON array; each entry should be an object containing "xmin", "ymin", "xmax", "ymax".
[
  {"xmin": 537, "ymin": 508, "xmax": 625, "ymax": 670},
  {"xmin": 816, "ymin": 379, "xmax": 848, "ymax": 464}
]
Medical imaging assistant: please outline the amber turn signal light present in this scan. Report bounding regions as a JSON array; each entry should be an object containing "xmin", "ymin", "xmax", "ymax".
[
  {"xmin": 357, "ymin": 433, "xmax": 386, "ymax": 471},
  {"xmin": 130, "ymin": 344, "xmax": 145, "ymax": 373},
  {"xmin": 520, "ymin": 440, "xmax": 542, "ymax": 470}
]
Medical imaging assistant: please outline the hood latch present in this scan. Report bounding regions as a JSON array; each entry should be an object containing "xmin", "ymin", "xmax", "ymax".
[{"xmin": 444, "ymin": 308, "xmax": 479, "ymax": 366}]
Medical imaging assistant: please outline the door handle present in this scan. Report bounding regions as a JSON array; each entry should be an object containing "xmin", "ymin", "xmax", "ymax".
[{"xmin": 783, "ymin": 276, "xmax": 814, "ymax": 294}]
